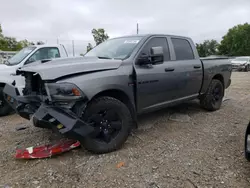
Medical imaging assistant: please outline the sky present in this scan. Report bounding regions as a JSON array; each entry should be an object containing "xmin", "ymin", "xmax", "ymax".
[{"xmin": 0, "ymin": 0, "xmax": 249, "ymax": 55}]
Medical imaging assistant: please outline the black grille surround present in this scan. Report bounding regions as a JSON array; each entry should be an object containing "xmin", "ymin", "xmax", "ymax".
[{"xmin": 22, "ymin": 72, "xmax": 47, "ymax": 96}]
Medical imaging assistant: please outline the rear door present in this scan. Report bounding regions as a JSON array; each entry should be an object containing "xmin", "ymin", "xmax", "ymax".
[{"xmin": 168, "ymin": 37, "xmax": 203, "ymax": 98}]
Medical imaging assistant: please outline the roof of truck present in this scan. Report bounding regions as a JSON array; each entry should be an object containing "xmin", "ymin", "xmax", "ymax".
[
  {"xmin": 113, "ymin": 34, "xmax": 191, "ymax": 39},
  {"xmin": 30, "ymin": 44, "xmax": 63, "ymax": 48}
]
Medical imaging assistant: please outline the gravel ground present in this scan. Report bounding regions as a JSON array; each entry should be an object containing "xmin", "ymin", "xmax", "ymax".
[{"xmin": 0, "ymin": 72, "xmax": 250, "ymax": 188}]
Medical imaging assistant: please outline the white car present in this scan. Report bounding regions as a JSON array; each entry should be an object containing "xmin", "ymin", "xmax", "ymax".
[
  {"xmin": 0, "ymin": 44, "xmax": 68, "ymax": 116},
  {"xmin": 231, "ymin": 56, "xmax": 250, "ymax": 72}
]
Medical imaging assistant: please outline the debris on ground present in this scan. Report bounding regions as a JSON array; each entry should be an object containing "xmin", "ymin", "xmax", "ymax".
[
  {"xmin": 15, "ymin": 125, "xmax": 29, "ymax": 131},
  {"xmin": 116, "ymin": 161, "xmax": 125, "ymax": 168},
  {"xmin": 223, "ymin": 97, "xmax": 231, "ymax": 102},
  {"xmin": 15, "ymin": 139, "xmax": 81, "ymax": 159},
  {"xmin": 169, "ymin": 112, "xmax": 191, "ymax": 123}
]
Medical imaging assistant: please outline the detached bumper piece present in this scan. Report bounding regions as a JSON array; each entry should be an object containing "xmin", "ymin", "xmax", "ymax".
[
  {"xmin": 15, "ymin": 139, "xmax": 81, "ymax": 159},
  {"xmin": 33, "ymin": 104, "xmax": 94, "ymax": 141},
  {"xmin": 3, "ymin": 84, "xmax": 94, "ymax": 142}
]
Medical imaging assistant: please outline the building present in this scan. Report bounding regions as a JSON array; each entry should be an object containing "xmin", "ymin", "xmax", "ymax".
[{"xmin": 0, "ymin": 50, "xmax": 17, "ymax": 64}]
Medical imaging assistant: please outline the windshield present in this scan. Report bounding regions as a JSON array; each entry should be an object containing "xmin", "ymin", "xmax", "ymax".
[
  {"xmin": 234, "ymin": 57, "xmax": 249, "ymax": 62},
  {"xmin": 85, "ymin": 37, "xmax": 143, "ymax": 59},
  {"xmin": 6, "ymin": 46, "xmax": 36, "ymax": 65}
]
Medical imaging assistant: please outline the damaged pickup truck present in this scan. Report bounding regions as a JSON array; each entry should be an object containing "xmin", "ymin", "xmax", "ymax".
[{"xmin": 4, "ymin": 34, "xmax": 232, "ymax": 154}]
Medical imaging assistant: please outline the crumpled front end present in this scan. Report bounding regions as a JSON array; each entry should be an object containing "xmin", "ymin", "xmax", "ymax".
[{"xmin": 3, "ymin": 72, "xmax": 94, "ymax": 141}]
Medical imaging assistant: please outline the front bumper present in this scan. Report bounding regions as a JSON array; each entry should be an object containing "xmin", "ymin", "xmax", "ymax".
[
  {"xmin": 232, "ymin": 64, "xmax": 246, "ymax": 70},
  {"xmin": 3, "ymin": 84, "xmax": 94, "ymax": 141}
]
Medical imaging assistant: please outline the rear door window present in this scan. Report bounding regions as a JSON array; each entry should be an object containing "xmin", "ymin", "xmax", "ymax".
[{"xmin": 171, "ymin": 38, "xmax": 194, "ymax": 60}]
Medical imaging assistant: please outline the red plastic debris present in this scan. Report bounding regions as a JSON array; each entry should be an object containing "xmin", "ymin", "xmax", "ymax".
[{"xmin": 15, "ymin": 139, "xmax": 81, "ymax": 159}]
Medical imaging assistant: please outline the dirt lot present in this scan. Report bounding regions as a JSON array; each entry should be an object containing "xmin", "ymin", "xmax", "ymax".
[{"xmin": 0, "ymin": 72, "xmax": 250, "ymax": 188}]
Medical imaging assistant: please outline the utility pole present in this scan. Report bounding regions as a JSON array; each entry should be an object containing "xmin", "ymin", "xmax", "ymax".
[
  {"xmin": 57, "ymin": 38, "xmax": 59, "ymax": 44},
  {"xmin": 137, "ymin": 23, "xmax": 139, "ymax": 34},
  {"xmin": 72, "ymin": 40, "xmax": 75, "ymax": 57}
]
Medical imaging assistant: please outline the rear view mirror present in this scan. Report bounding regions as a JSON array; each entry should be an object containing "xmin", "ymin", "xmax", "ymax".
[{"xmin": 150, "ymin": 46, "xmax": 164, "ymax": 64}]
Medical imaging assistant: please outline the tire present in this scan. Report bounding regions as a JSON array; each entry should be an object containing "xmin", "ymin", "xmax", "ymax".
[
  {"xmin": 200, "ymin": 79, "xmax": 224, "ymax": 111},
  {"xmin": 245, "ymin": 65, "xmax": 249, "ymax": 72},
  {"xmin": 245, "ymin": 122, "xmax": 250, "ymax": 161},
  {"xmin": 78, "ymin": 96, "xmax": 133, "ymax": 154},
  {"xmin": 0, "ymin": 87, "xmax": 13, "ymax": 116}
]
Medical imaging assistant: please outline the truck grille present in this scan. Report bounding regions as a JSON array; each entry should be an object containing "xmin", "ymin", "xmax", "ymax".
[{"xmin": 23, "ymin": 73, "xmax": 47, "ymax": 96}]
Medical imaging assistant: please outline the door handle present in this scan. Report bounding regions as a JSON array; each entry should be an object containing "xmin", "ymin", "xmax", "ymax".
[
  {"xmin": 165, "ymin": 68, "xmax": 175, "ymax": 72},
  {"xmin": 193, "ymin": 65, "xmax": 201, "ymax": 69}
]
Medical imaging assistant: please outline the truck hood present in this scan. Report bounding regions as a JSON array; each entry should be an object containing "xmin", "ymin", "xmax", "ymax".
[
  {"xmin": 18, "ymin": 56, "xmax": 123, "ymax": 80},
  {"xmin": 0, "ymin": 64, "xmax": 17, "ymax": 74}
]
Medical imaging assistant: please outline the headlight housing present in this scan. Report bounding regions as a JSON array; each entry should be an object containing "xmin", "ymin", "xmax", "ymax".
[{"xmin": 45, "ymin": 83, "xmax": 83, "ymax": 101}]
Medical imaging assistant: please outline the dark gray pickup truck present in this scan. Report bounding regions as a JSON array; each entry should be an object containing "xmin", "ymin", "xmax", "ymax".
[{"xmin": 4, "ymin": 34, "xmax": 232, "ymax": 154}]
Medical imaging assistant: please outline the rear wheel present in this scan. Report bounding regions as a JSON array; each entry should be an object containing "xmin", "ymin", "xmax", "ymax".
[
  {"xmin": 0, "ymin": 87, "xmax": 13, "ymax": 116},
  {"xmin": 78, "ymin": 97, "xmax": 133, "ymax": 154},
  {"xmin": 245, "ymin": 65, "xmax": 249, "ymax": 72},
  {"xmin": 200, "ymin": 79, "xmax": 224, "ymax": 111}
]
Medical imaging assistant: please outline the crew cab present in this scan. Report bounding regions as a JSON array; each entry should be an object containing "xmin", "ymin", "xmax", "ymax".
[
  {"xmin": 0, "ymin": 44, "xmax": 68, "ymax": 116},
  {"xmin": 4, "ymin": 34, "xmax": 232, "ymax": 154}
]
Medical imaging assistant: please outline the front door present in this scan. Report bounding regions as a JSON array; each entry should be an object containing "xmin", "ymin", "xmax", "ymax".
[{"xmin": 134, "ymin": 37, "xmax": 182, "ymax": 113}]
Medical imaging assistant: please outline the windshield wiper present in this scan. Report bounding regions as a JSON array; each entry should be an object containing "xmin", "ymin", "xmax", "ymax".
[{"xmin": 97, "ymin": 56, "xmax": 112, "ymax": 59}]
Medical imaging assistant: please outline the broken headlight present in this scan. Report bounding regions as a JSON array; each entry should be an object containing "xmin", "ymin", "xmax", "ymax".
[{"xmin": 45, "ymin": 83, "xmax": 83, "ymax": 101}]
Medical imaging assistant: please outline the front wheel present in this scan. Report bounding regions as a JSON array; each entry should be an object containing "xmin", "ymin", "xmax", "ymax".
[
  {"xmin": 0, "ymin": 87, "xmax": 14, "ymax": 116},
  {"xmin": 200, "ymin": 79, "xmax": 224, "ymax": 111},
  {"xmin": 245, "ymin": 122, "xmax": 250, "ymax": 161},
  {"xmin": 78, "ymin": 97, "xmax": 133, "ymax": 154}
]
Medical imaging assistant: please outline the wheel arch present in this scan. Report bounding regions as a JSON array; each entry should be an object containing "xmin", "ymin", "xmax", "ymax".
[
  {"xmin": 212, "ymin": 74, "xmax": 224, "ymax": 88},
  {"xmin": 0, "ymin": 83, "xmax": 6, "ymax": 88}
]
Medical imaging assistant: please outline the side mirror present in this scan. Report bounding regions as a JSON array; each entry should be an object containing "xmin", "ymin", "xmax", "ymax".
[
  {"xmin": 26, "ymin": 57, "xmax": 36, "ymax": 64},
  {"xmin": 137, "ymin": 54, "xmax": 151, "ymax": 65},
  {"xmin": 150, "ymin": 46, "xmax": 164, "ymax": 64}
]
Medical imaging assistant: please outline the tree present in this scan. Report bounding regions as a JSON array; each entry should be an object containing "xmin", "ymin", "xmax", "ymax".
[
  {"xmin": 36, "ymin": 41, "xmax": 45, "ymax": 45},
  {"xmin": 91, "ymin": 28, "xmax": 109, "ymax": 45},
  {"xmin": 0, "ymin": 24, "xmax": 3, "ymax": 38},
  {"xmin": 86, "ymin": 43, "xmax": 93, "ymax": 52},
  {"xmin": 84, "ymin": 28, "xmax": 109, "ymax": 54},
  {"xmin": 196, "ymin": 40, "xmax": 219, "ymax": 57},
  {"xmin": 218, "ymin": 23, "xmax": 250, "ymax": 56},
  {"xmin": 16, "ymin": 39, "xmax": 32, "ymax": 49},
  {"xmin": 0, "ymin": 24, "xmax": 32, "ymax": 51}
]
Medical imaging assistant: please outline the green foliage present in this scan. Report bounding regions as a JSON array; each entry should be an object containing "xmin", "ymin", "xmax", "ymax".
[
  {"xmin": 86, "ymin": 43, "xmax": 93, "ymax": 52},
  {"xmin": 0, "ymin": 24, "xmax": 32, "ymax": 51},
  {"xmin": 84, "ymin": 28, "xmax": 109, "ymax": 54},
  {"xmin": 218, "ymin": 23, "xmax": 250, "ymax": 56},
  {"xmin": 36, "ymin": 41, "xmax": 45, "ymax": 45},
  {"xmin": 91, "ymin": 28, "xmax": 109, "ymax": 45},
  {"xmin": 196, "ymin": 40, "xmax": 219, "ymax": 57},
  {"xmin": 0, "ymin": 25, "xmax": 3, "ymax": 38}
]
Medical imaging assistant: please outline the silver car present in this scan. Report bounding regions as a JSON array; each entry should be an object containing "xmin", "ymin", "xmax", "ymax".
[{"xmin": 231, "ymin": 56, "xmax": 250, "ymax": 72}]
